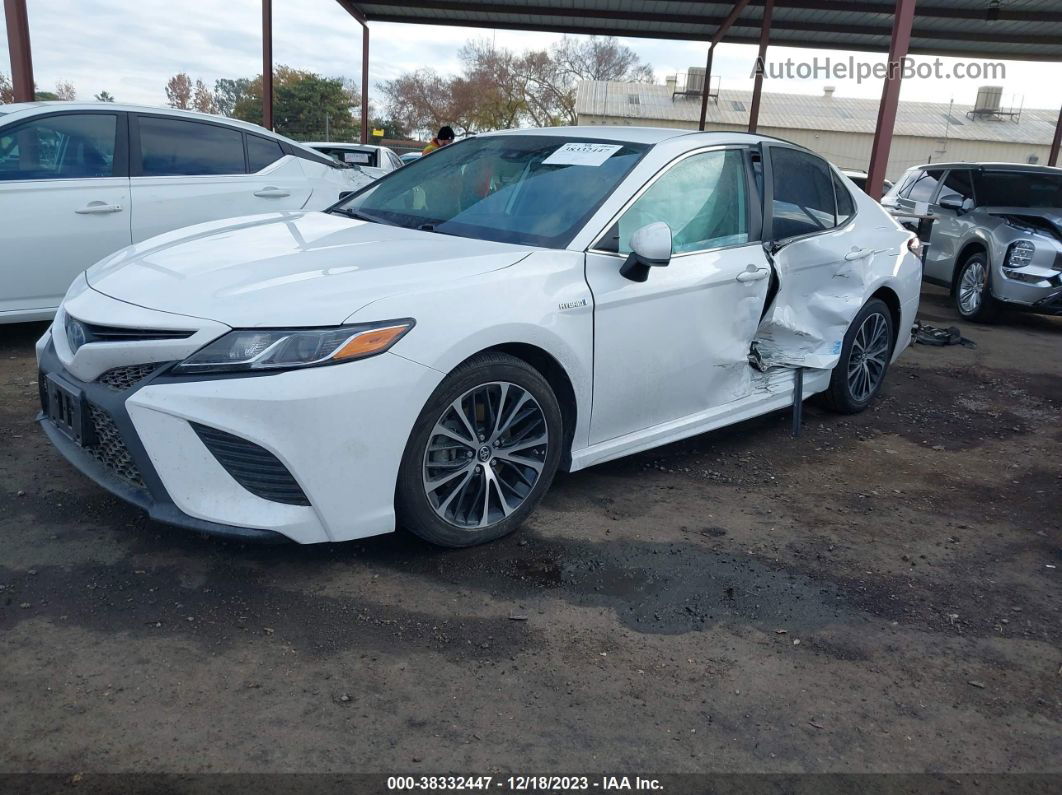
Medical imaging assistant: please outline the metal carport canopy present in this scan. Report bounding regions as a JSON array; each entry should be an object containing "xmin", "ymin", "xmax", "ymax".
[{"xmin": 341, "ymin": 0, "xmax": 1062, "ymax": 61}]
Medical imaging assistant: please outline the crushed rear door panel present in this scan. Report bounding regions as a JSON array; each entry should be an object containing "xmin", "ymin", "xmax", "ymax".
[{"xmin": 752, "ymin": 232, "xmax": 874, "ymax": 370}]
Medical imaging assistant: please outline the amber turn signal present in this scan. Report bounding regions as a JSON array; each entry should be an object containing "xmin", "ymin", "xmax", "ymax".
[{"xmin": 332, "ymin": 323, "xmax": 414, "ymax": 361}]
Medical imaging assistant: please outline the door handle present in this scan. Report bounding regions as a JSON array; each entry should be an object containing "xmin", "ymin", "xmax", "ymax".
[
  {"xmin": 253, "ymin": 187, "xmax": 291, "ymax": 198},
  {"xmin": 844, "ymin": 248, "xmax": 874, "ymax": 261},
  {"xmin": 74, "ymin": 201, "xmax": 123, "ymax": 214},
  {"xmin": 736, "ymin": 265, "xmax": 769, "ymax": 283}
]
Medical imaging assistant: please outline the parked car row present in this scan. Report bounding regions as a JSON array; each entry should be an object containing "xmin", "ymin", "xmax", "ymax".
[{"xmin": 0, "ymin": 102, "xmax": 374, "ymax": 324}]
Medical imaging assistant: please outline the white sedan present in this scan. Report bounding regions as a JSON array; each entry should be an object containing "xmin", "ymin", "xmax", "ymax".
[
  {"xmin": 0, "ymin": 102, "xmax": 373, "ymax": 323},
  {"xmin": 36, "ymin": 127, "xmax": 922, "ymax": 547}
]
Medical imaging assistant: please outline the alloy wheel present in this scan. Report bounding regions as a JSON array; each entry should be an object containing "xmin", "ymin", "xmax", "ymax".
[
  {"xmin": 958, "ymin": 260, "xmax": 986, "ymax": 315},
  {"xmin": 422, "ymin": 382, "xmax": 548, "ymax": 529},
  {"xmin": 847, "ymin": 312, "xmax": 890, "ymax": 403}
]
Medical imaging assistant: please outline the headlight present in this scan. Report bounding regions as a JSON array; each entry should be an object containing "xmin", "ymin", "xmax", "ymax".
[
  {"xmin": 172, "ymin": 319, "xmax": 414, "ymax": 375},
  {"xmin": 1004, "ymin": 240, "xmax": 1035, "ymax": 269}
]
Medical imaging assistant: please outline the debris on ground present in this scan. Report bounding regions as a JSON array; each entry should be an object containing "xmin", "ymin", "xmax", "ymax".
[{"xmin": 912, "ymin": 320, "xmax": 976, "ymax": 348}]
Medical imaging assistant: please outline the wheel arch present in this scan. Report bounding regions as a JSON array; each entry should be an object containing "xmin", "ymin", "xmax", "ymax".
[
  {"xmin": 951, "ymin": 240, "xmax": 989, "ymax": 293},
  {"xmin": 462, "ymin": 343, "xmax": 579, "ymax": 471},
  {"xmin": 869, "ymin": 285, "xmax": 902, "ymax": 351}
]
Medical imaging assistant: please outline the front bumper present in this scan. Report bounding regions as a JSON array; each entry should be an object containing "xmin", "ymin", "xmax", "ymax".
[
  {"xmin": 990, "ymin": 249, "xmax": 1062, "ymax": 310},
  {"xmin": 1031, "ymin": 288, "xmax": 1062, "ymax": 315},
  {"xmin": 37, "ymin": 340, "xmax": 284, "ymax": 541},
  {"xmin": 37, "ymin": 333, "xmax": 442, "ymax": 544}
]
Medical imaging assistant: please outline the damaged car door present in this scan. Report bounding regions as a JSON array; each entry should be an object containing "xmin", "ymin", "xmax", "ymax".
[
  {"xmin": 753, "ymin": 145, "xmax": 871, "ymax": 370},
  {"xmin": 585, "ymin": 146, "xmax": 772, "ymax": 444}
]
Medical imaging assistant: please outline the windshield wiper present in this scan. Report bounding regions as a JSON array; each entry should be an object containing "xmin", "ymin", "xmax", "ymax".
[
  {"xmin": 417, "ymin": 222, "xmax": 458, "ymax": 236},
  {"xmin": 328, "ymin": 207, "xmax": 392, "ymax": 225}
]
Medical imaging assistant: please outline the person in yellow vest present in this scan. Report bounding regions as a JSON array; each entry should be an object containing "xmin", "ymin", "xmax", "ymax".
[{"xmin": 422, "ymin": 126, "xmax": 455, "ymax": 155}]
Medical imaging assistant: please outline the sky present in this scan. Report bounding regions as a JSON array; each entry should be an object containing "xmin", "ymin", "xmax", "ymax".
[{"xmin": 3, "ymin": 0, "xmax": 1062, "ymax": 114}]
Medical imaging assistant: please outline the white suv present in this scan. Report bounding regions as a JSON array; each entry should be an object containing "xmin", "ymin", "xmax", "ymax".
[{"xmin": 0, "ymin": 102, "xmax": 373, "ymax": 324}]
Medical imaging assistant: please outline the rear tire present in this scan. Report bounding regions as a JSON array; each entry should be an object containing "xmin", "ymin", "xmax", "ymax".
[
  {"xmin": 820, "ymin": 298, "xmax": 894, "ymax": 414},
  {"xmin": 395, "ymin": 352, "xmax": 563, "ymax": 548},
  {"xmin": 953, "ymin": 252, "xmax": 1000, "ymax": 323}
]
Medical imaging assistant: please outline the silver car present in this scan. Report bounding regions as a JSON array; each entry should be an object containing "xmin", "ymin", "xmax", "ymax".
[{"xmin": 884, "ymin": 163, "xmax": 1062, "ymax": 322}]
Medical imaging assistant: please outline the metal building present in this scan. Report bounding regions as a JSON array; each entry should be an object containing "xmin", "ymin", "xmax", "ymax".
[{"xmin": 576, "ymin": 80, "xmax": 1059, "ymax": 180}]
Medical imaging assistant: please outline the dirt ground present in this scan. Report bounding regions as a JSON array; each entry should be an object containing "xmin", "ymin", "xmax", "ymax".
[{"xmin": 0, "ymin": 285, "xmax": 1059, "ymax": 778}]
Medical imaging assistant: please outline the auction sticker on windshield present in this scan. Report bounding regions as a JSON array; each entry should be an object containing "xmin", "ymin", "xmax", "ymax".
[{"xmin": 543, "ymin": 142, "xmax": 623, "ymax": 167}]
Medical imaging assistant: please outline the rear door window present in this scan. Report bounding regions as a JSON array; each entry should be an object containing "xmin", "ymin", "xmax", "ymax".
[
  {"xmin": 0, "ymin": 113, "xmax": 118, "ymax": 180},
  {"xmin": 769, "ymin": 147, "xmax": 837, "ymax": 239},
  {"xmin": 138, "ymin": 116, "xmax": 246, "ymax": 176}
]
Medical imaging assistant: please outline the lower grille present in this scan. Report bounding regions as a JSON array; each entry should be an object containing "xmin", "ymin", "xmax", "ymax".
[
  {"xmin": 86, "ymin": 405, "xmax": 145, "ymax": 489},
  {"xmin": 191, "ymin": 423, "xmax": 310, "ymax": 506},
  {"xmin": 1035, "ymin": 290, "xmax": 1062, "ymax": 312},
  {"xmin": 97, "ymin": 362, "xmax": 165, "ymax": 391}
]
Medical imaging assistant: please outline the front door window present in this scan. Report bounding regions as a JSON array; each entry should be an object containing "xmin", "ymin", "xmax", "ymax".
[{"xmin": 0, "ymin": 114, "xmax": 117, "ymax": 181}]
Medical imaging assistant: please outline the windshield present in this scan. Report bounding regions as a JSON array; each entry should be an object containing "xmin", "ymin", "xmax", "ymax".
[
  {"xmin": 332, "ymin": 135, "xmax": 649, "ymax": 248},
  {"xmin": 973, "ymin": 171, "xmax": 1062, "ymax": 209}
]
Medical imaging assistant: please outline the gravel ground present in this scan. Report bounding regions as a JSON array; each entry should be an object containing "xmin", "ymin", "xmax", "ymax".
[{"xmin": 0, "ymin": 285, "xmax": 1059, "ymax": 778}]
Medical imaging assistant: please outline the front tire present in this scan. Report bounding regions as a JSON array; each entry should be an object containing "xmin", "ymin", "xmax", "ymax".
[
  {"xmin": 954, "ymin": 252, "xmax": 1000, "ymax": 323},
  {"xmin": 820, "ymin": 298, "xmax": 894, "ymax": 414},
  {"xmin": 396, "ymin": 352, "xmax": 563, "ymax": 548}
]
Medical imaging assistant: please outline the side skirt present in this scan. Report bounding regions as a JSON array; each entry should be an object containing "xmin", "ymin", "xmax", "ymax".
[{"xmin": 569, "ymin": 367, "xmax": 830, "ymax": 472}]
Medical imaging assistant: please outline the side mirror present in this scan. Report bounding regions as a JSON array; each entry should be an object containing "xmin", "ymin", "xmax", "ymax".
[
  {"xmin": 619, "ymin": 222, "xmax": 672, "ymax": 282},
  {"xmin": 938, "ymin": 194, "xmax": 973, "ymax": 213}
]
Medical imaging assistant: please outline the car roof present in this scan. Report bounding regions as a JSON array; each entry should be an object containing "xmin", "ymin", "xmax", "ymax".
[
  {"xmin": 905, "ymin": 161, "xmax": 1062, "ymax": 174},
  {"xmin": 479, "ymin": 125, "xmax": 816, "ymax": 152},
  {"xmin": 0, "ymin": 101, "xmax": 335, "ymax": 163},
  {"xmin": 304, "ymin": 142, "xmax": 380, "ymax": 150}
]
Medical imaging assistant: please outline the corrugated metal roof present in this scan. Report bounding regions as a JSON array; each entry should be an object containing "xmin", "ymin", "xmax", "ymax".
[
  {"xmin": 343, "ymin": 1, "xmax": 1062, "ymax": 61},
  {"xmin": 575, "ymin": 81, "xmax": 1059, "ymax": 145}
]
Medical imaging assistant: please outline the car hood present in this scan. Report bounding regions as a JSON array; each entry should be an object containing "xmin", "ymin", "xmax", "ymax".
[
  {"xmin": 87, "ymin": 212, "xmax": 534, "ymax": 327},
  {"xmin": 983, "ymin": 207, "xmax": 1062, "ymax": 240}
]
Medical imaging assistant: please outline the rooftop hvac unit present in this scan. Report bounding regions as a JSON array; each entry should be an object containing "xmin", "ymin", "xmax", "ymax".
[
  {"xmin": 686, "ymin": 67, "xmax": 706, "ymax": 95},
  {"xmin": 973, "ymin": 86, "xmax": 1003, "ymax": 113},
  {"xmin": 966, "ymin": 85, "xmax": 1021, "ymax": 121}
]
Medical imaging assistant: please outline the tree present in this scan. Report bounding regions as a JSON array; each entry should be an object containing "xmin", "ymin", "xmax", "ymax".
[
  {"xmin": 551, "ymin": 36, "xmax": 655, "ymax": 85},
  {"xmin": 30, "ymin": 81, "xmax": 78, "ymax": 102},
  {"xmin": 531, "ymin": 37, "xmax": 654, "ymax": 125},
  {"xmin": 381, "ymin": 69, "xmax": 452, "ymax": 138},
  {"xmin": 0, "ymin": 72, "xmax": 13, "ymax": 104},
  {"xmin": 369, "ymin": 117, "xmax": 405, "ymax": 139},
  {"xmin": 213, "ymin": 78, "xmax": 253, "ymax": 117},
  {"xmin": 165, "ymin": 73, "xmax": 193, "ymax": 109},
  {"xmin": 457, "ymin": 40, "xmax": 529, "ymax": 132},
  {"xmin": 55, "ymin": 81, "xmax": 77, "ymax": 101},
  {"xmin": 94, "ymin": 90, "xmax": 115, "ymax": 102},
  {"xmin": 381, "ymin": 35, "xmax": 654, "ymax": 133},
  {"xmin": 230, "ymin": 66, "xmax": 363, "ymax": 140},
  {"xmin": 193, "ymin": 79, "xmax": 216, "ymax": 114}
]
